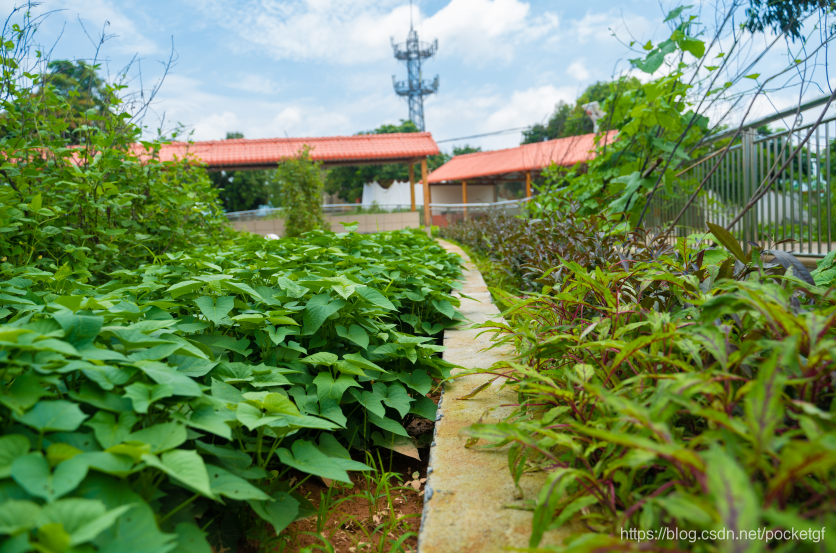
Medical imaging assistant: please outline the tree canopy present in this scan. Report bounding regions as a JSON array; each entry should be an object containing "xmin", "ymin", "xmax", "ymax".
[
  {"xmin": 209, "ymin": 132, "xmax": 278, "ymax": 212},
  {"xmin": 745, "ymin": 0, "xmax": 834, "ymax": 41},
  {"xmin": 44, "ymin": 60, "xmax": 112, "ymax": 144},
  {"xmin": 324, "ymin": 120, "xmax": 451, "ymax": 203},
  {"xmin": 522, "ymin": 78, "xmax": 642, "ymax": 145}
]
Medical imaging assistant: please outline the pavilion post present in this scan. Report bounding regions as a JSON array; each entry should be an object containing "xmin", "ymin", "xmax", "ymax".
[
  {"xmin": 408, "ymin": 163, "xmax": 416, "ymax": 212},
  {"xmin": 462, "ymin": 180, "xmax": 468, "ymax": 220},
  {"xmin": 525, "ymin": 171, "xmax": 532, "ymax": 198},
  {"xmin": 422, "ymin": 158, "xmax": 431, "ymax": 231}
]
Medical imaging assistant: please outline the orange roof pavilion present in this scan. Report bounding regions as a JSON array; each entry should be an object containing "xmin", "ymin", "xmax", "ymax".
[
  {"xmin": 147, "ymin": 132, "xmax": 440, "ymax": 222},
  {"xmin": 428, "ymin": 132, "xmax": 614, "ymax": 182},
  {"xmin": 153, "ymin": 132, "xmax": 440, "ymax": 171},
  {"xmin": 427, "ymin": 131, "xmax": 615, "ymax": 203}
]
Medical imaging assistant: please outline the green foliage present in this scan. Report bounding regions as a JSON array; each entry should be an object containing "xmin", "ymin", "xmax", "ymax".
[
  {"xmin": 0, "ymin": 43, "xmax": 232, "ymax": 279},
  {"xmin": 0, "ymin": 21, "xmax": 463, "ymax": 553},
  {"xmin": 451, "ymin": 145, "xmax": 481, "ymax": 156},
  {"xmin": 745, "ymin": 0, "xmax": 835, "ymax": 41},
  {"xmin": 43, "ymin": 60, "xmax": 112, "ymax": 145},
  {"xmin": 454, "ymin": 205, "xmax": 835, "ymax": 551},
  {"xmin": 521, "ymin": 80, "xmax": 641, "ymax": 145},
  {"xmin": 209, "ymin": 133, "xmax": 279, "ymax": 213},
  {"xmin": 534, "ymin": 15, "xmax": 710, "ymax": 220},
  {"xmin": 324, "ymin": 120, "xmax": 450, "ymax": 203},
  {"xmin": 275, "ymin": 147, "xmax": 329, "ymax": 237},
  {"xmin": 0, "ymin": 227, "xmax": 463, "ymax": 552}
]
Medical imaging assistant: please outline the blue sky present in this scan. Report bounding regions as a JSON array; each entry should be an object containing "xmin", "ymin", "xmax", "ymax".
[{"xmin": 9, "ymin": 0, "xmax": 835, "ymax": 151}]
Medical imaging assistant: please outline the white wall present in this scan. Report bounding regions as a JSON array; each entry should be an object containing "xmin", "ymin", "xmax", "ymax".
[
  {"xmin": 361, "ymin": 180, "xmax": 423, "ymax": 206},
  {"xmin": 429, "ymin": 184, "xmax": 495, "ymax": 205}
]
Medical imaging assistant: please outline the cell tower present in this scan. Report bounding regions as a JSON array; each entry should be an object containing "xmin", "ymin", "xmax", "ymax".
[{"xmin": 391, "ymin": 2, "xmax": 438, "ymax": 131}]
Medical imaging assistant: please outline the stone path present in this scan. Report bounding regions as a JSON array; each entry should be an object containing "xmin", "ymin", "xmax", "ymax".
[{"xmin": 418, "ymin": 240, "xmax": 573, "ymax": 552}]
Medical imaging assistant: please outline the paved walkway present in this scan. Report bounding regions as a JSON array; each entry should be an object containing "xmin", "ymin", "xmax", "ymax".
[{"xmin": 418, "ymin": 240, "xmax": 574, "ymax": 552}]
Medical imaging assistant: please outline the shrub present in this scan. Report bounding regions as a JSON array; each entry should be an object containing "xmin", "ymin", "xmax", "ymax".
[
  {"xmin": 0, "ymin": 25, "xmax": 232, "ymax": 279},
  {"xmin": 275, "ymin": 147, "xmax": 329, "ymax": 237}
]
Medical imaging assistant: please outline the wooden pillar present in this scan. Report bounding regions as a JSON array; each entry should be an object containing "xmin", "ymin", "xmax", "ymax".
[
  {"xmin": 462, "ymin": 180, "xmax": 468, "ymax": 219},
  {"xmin": 408, "ymin": 163, "xmax": 416, "ymax": 212},
  {"xmin": 525, "ymin": 171, "xmax": 532, "ymax": 198},
  {"xmin": 421, "ymin": 158, "xmax": 431, "ymax": 230}
]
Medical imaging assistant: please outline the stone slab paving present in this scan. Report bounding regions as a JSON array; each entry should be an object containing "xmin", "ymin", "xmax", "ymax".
[{"xmin": 418, "ymin": 240, "xmax": 575, "ymax": 552}]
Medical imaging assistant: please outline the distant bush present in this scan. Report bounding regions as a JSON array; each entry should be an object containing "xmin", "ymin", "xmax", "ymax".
[
  {"xmin": 0, "ymin": 23, "xmax": 231, "ymax": 281},
  {"xmin": 275, "ymin": 147, "xmax": 329, "ymax": 237}
]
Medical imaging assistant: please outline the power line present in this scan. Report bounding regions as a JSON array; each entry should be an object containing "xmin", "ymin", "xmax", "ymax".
[{"xmin": 435, "ymin": 126, "xmax": 530, "ymax": 143}]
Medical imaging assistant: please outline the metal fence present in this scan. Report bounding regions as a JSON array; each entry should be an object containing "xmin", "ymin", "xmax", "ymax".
[
  {"xmin": 427, "ymin": 197, "xmax": 532, "ymax": 227},
  {"xmin": 225, "ymin": 197, "xmax": 532, "ymax": 227},
  {"xmin": 225, "ymin": 204, "xmax": 415, "ymax": 223},
  {"xmin": 645, "ymin": 94, "xmax": 836, "ymax": 257}
]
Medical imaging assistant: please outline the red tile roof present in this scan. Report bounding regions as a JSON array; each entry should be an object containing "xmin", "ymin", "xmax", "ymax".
[
  {"xmin": 427, "ymin": 131, "xmax": 616, "ymax": 183},
  {"xmin": 147, "ymin": 132, "xmax": 440, "ymax": 169}
]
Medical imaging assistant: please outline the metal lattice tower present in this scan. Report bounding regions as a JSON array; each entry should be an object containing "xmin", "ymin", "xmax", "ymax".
[{"xmin": 391, "ymin": 5, "xmax": 438, "ymax": 132}]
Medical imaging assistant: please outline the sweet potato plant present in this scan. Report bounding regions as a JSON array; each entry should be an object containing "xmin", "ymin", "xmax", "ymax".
[
  {"xmin": 0, "ymin": 227, "xmax": 463, "ymax": 552},
  {"xmin": 0, "ymin": 16, "xmax": 463, "ymax": 552}
]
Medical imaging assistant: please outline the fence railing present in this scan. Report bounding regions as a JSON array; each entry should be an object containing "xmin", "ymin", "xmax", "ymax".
[
  {"xmin": 225, "ymin": 197, "xmax": 533, "ymax": 227},
  {"xmin": 645, "ymin": 94, "xmax": 836, "ymax": 257}
]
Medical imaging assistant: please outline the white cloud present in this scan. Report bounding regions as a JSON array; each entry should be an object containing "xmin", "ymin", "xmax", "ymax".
[
  {"xmin": 424, "ymin": 0, "xmax": 559, "ymax": 63},
  {"xmin": 572, "ymin": 10, "xmax": 654, "ymax": 45},
  {"xmin": 425, "ymin": 84, "xmax": 577, "ymax": 150},
  {"xmin": 143, "ymin": 74, "xmax": 361, "ymax": 141},
  {"xmin": 566, "ymin": 59, "xmax": 590, "ymax": 81},
  {"xmin": 483, "ymin": 85, "xmax": 576, "ymax": 130},
  {"xmin": 192, "ymin": 111, "xmax": 241, "ymax": 141},
  {"xmin": 189, "ymin": 0, "xmax": 558, "ymax": 65},
  {"xmin": 50, "ymin": 0, "xmax": 160, "ymax": 55},
  {"xmin": 271, "ymin": 106, "xmax": 352, "ymax": 137},
  {"xmin": 226, "ymin": 74, "xmax": 283, "ymax": 95}
]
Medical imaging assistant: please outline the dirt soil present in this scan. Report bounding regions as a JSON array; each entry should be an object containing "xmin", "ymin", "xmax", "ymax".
[
  {"xmin": 279, "ymin": 450, "xmax": 429, "ymax": 552},
  {"xmin": 241, "ymin": 389, "xmax": 441, "ymax": 552}
]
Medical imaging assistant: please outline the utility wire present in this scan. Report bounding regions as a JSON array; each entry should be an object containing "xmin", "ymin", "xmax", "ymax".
[{"xmin": 436, "ymin": 126, "xmax": 530, "ymax": 143}]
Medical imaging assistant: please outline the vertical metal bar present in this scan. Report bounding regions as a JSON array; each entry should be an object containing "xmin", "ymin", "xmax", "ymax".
[
  {"xmin": 782, "ymin": 136, "xmax": 788, "ymax": 250},
  {"xmin": 746, "ymin": 142, "xmax": 751, "ymax": 246},
  {"xmin": 699, "ymin": 164, "xmax": 704, "ymax": 230},
  {"xmin": 722, "ymin": 157, "xmax": 727, "ymax": 228},
  {"xmin": 790, "ymin": 133, "xmax": 796, "ymax": 252},
  {"xmin": 761, "ymin": 139, "xmax": 769, "ymax": 245},
  {"xmin": 817, "ymin": 125, "xmax": 823, "ymax": 255},
  {"xmin": 828, "ymin": 122, "xmax": 832, "ymax": 253},
  {"xmin": 735, "ymin": 149, "xmax": 741, "ymax": 241},
  {"xmin": 747, "ymin": 131, "xmax": 757, "ymax": 249},
  {"xmin": 728, "ymin": 150, "xmax": 733, "ymax": 234},
  {"xmin": 798, "ymin": 132, "xmax": 813, "ymax": 253},
  {"xmin": 737, "ymin": 149, "xmax": 743, "ymax": 239},
  {"xmin": 807, "ymin": 129, "xmax": 814, "ymax": 256}
]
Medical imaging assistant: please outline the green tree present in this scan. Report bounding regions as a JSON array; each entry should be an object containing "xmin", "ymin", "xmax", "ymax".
[
  {"xmin": 522, "ymin": 78, "xmax": 642, "ymax": 144},
  {"xmin": 324, "ymin": 120, "xmax": 450, "ymax": 203},
  {"xmin": 44, "ymin": 60, "xmax": 112, "ymax": 144},
  {"xmin": 452, "ymin": 144, "xmax": 481, "ymax": 156},
  {"xmin": 745, "ymin": 0, "xmax": 834, "ymax": 41},
  {"xmin": 277, "ymin": 146, "xmax": 328, "ymax": 236},
  {"xmin": 0, "ymin": 37, "xmax": 230, "ymax": 276},
  {"xmin": 209, "ymin": 132, "xmax": 278, "ymax": 212}
]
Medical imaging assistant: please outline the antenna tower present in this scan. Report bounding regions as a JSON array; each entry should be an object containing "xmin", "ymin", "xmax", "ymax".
[{"xmin": 391, "ymin": 1, "xmax": 438, "ymax": 131}]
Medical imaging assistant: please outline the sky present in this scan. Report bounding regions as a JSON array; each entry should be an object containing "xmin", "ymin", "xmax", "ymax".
[{"xmin": 7, "ymin": 0, "xmax": 836, "ymax": 151}]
